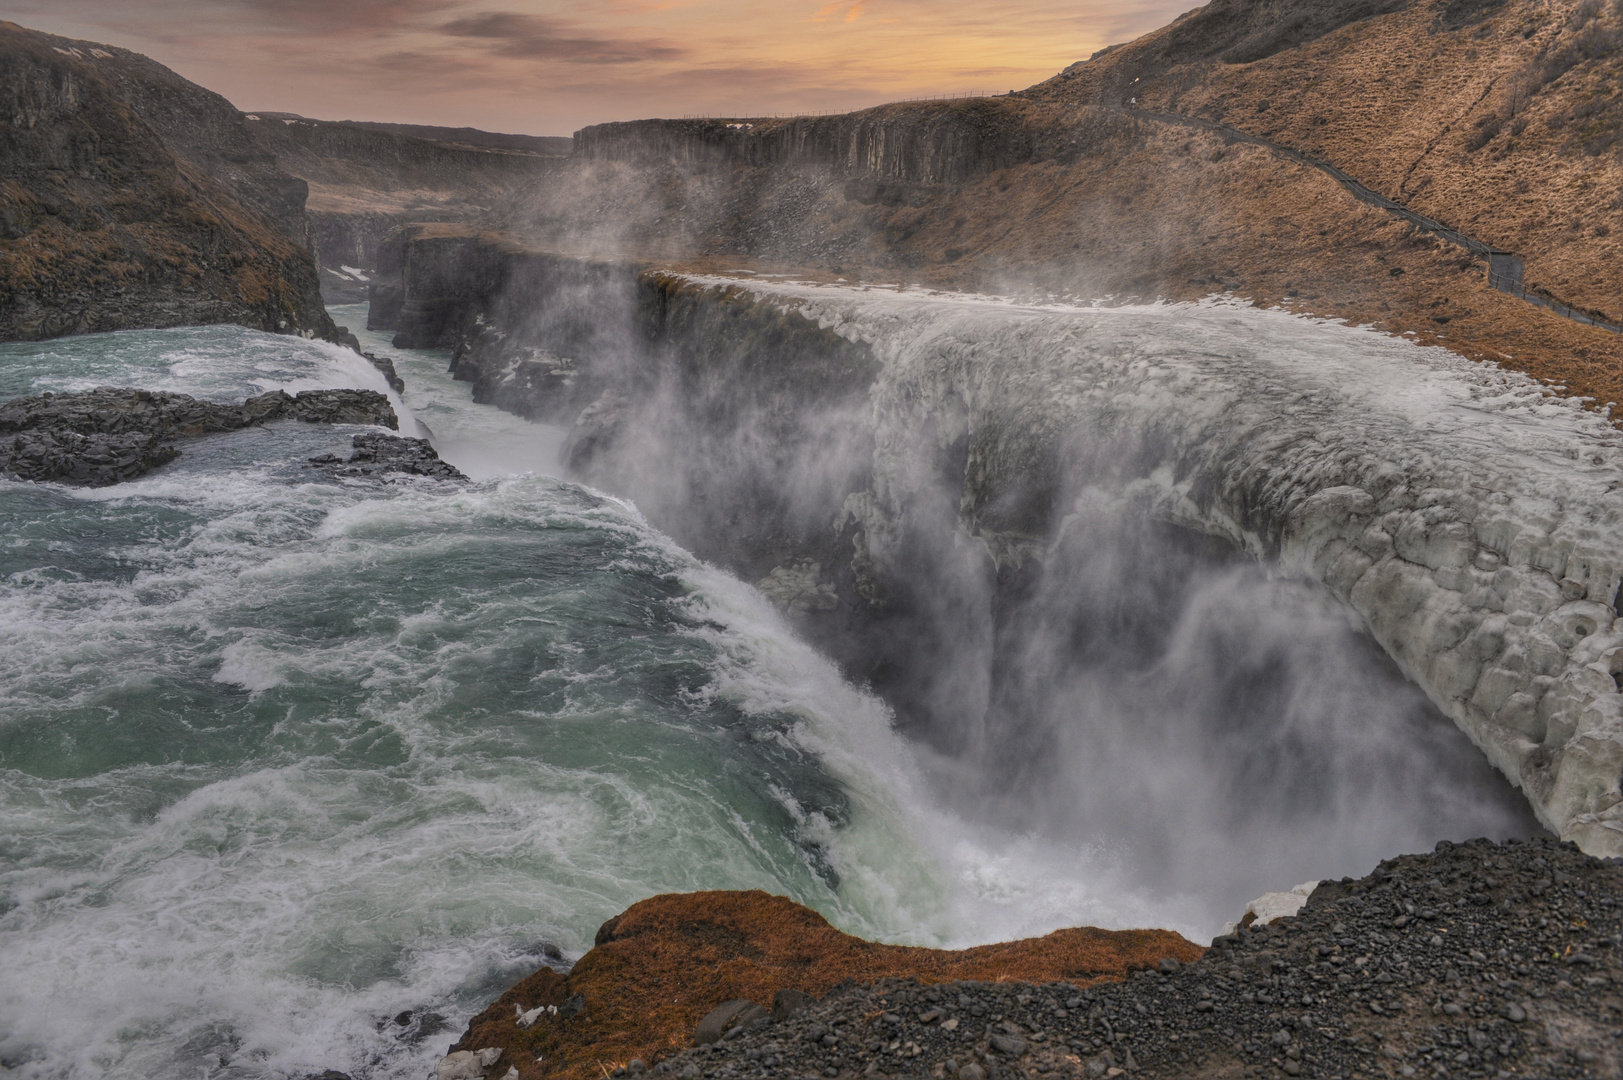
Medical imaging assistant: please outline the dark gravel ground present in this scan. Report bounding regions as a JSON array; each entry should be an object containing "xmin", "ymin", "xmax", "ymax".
[{"xmin": 652, "ymin": 837, "xmax": 1622, "ymax": 1080}]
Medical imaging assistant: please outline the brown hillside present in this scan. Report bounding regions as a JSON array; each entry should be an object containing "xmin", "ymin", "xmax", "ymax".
[
  {"xmin": 1031, "ymin": 0, "xmax": 1623, "ymax": 325},
  {"xmin": 490, "ymin": 0, "xmax": 1621, "ymax": 415},
  {"xmin": 449, "ymin": 891, "xmax": 1203, "ymax": 1080}
]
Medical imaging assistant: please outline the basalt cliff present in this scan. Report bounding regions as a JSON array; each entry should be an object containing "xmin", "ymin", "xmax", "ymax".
[
  {"xmin": 0, "ymin": 21, "xmax": 335, "ymax": 341},
  {"xmin": 465, "ymin": 0, "xmax": 1623, "ymax": 406}
]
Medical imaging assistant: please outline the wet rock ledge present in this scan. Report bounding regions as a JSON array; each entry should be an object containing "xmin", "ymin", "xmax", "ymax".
[
  {"xmin": 434, "ymin": 838, "xmax": 1621, "ymax": 1080},
  {"xmin": 0, "ymin": 386, "xmax": 436, "ymax": 485}
]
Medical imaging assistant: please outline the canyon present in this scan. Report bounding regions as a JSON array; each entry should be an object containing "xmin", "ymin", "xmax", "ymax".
[
  {"xmin": 3, "ymin": 2, "xmax": 1623, "ymax": 1079},
  {"xmin": 371, "ymin": 244, "xmax": 1623, "ymax": 858}
]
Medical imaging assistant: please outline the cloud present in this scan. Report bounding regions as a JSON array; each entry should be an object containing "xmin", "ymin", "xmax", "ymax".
[
  {"xmin": 812, "ymin": 2, "xmax": 866, "ymax": 22},
  {"xmin": 6, "ymin": 0, "xmax": 1194, "ymax": 134},
  {"xmin": 233, "ymin": 0, "xmax": 455, "ymax": 34},
  {"xmin": 438, "ymin": 11, "xmax": 689, "ymax": 63}
]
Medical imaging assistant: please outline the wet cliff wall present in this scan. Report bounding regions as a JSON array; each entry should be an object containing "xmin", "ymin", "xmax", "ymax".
[
  {"xmin": 374, "ymin": 233, "xmax": 1623, "ymax": 858},
  {"xmin": 0, "ymin": 22, "xmax": 335, "ymax": 342}
]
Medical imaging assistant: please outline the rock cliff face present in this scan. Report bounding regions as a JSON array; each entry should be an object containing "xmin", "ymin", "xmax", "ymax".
[
  {"xmin": 0, "ymin": 22, "xmax": 335, "ymax": 342},
  {"xmin": 244, "ymin": 113, "xmax": 568, "ymax": 303},
  {"xmin": 371, "ymin": 234, "xmax": 1623, "ymax": 856}
]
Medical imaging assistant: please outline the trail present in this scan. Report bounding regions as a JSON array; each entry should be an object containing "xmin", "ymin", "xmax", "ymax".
[{"xmin": 1126, "ymin": 104, "xmax": 1622, "ymax": 333}]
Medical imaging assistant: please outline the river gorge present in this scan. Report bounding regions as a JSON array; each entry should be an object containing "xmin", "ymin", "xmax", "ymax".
[{"xmin": 7, "ymin": 269, "xmax": 1611, "ymax": 1075}]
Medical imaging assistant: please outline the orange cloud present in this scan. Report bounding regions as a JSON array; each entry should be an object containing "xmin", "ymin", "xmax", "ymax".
[
  {"xmin": 811, "ymin": 3, "xmax": 865, "ymax": 23},
  {"xmin": 4, "ymin": 0, "xmax": 1189, "ymax": 134}
]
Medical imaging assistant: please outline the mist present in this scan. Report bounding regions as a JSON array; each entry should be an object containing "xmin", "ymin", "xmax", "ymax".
[{"xmin": 442, "ymin": 253, "xmax": 1554, "ymax": 936}]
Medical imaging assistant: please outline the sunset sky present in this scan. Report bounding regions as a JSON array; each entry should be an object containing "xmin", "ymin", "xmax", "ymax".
[{"xmin": 4, "ymin": 1, "xmax": 1192, "ymax": 135}]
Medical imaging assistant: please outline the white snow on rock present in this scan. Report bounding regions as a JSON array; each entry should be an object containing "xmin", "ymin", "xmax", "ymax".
[
  {"xmin": 434, "ymin": 1047, "xmax": 504, "ymax": 1079},
  {"xmin": 1224, "ymin": 880, "xmax": 1321, "ymax": 935},
  {"xmin": 679, "ymin": 278, "xmax": 1623, "ymax": 857}
]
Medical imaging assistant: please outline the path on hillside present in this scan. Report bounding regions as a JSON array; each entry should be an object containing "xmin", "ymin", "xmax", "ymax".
[{"xmin": 1127, "ymin": 104, "xmax": 1622, "ymax": 334}]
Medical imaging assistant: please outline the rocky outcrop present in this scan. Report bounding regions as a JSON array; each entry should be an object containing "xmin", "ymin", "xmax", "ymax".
[
  {"xmin": 0, "ymin": 22, "xmax": 335, "ymax": 341},
  {"xmin": 0, "ymin": 386, "xmax": 396, "ymax": 485},
  {"xmin": 440, "ymin": 837, "xmax": 1623, "ymax": 1080},
  {"xmin": 444, "ymin": 890, "xmax": 1202, "ymax": 1080},
  {"xmin": 306, "ymin": 432, "xmax": 466, "ymax": 481}
]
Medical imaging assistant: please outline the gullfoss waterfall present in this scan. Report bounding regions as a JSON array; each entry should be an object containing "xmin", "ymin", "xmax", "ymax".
[{"xmin": 0, "ymin": 295, "xmax": 1548, "ymax": 1079}]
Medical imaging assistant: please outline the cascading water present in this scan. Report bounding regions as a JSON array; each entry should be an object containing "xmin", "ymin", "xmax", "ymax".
[{"xmin": 0, "ymin": 298, "xmax": 1547, "ymax": 1079}]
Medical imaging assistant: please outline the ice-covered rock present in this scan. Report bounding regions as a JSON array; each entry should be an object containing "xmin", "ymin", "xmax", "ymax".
[
  {"xmin": 433, "ymin": 1047, "xmax": 503, "ymax": 1079},
  {"xmin": 679, "ymin": 279, "xmax": 1623, "ymax": 856},
  {"xmin": 1224, "ymin": 880, "xmax": 1320, "ymax": 934}
]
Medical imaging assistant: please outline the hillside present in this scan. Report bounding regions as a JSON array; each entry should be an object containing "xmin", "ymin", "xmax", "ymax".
[
  {"xmin": 0, "ymin": 22, "xmax": 334, "ymax": 341},
  {"xmin": 244, "ymin": 113, "xmax": 569, "ymax": 302},
  {"xmin": 1030, "ymin": 0, "xmax": 1623, "ymax": 325},
  {"xmin": 481, "ymin": 0, "xmax": 1621, "ymax": 415}
]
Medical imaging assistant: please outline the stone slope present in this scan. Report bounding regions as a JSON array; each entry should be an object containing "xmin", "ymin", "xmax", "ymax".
[
  {"xmin": 1030, "ymin": 0, "xmax": 1623, "ymax": 323},
  {"xmin": 0, "ymin": 22, "xmax": 335, "ymax": 341},
  {"xmin": 650, "ymin": 837, "xmax": 1623, "ymax": 1080}
]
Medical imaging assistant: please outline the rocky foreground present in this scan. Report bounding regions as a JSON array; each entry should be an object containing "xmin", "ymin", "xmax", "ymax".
[
  {"xmin": 0, "ymin": 386, "xmax": 461, "ymax": 485},
  {"xmin": 430, "ymin": 838, "xmax": 1622, "ymax": 1080}
]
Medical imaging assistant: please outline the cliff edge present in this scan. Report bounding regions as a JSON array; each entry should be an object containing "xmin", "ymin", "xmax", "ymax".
[{"xmin": 0, "ymin": 21, "xmax": 334, "ymax": 341}]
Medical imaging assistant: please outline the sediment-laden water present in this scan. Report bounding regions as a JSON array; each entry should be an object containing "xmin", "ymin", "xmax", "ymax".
[{"xmin": 0, "ymin": 304, "xmax": 1536, "ymax": 1079}]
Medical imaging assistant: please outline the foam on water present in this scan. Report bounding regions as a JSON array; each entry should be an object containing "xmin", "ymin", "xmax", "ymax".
[
  {"xmin": 0, "ymin": 307, "xmax": 1546, "ymax": 1080},
  {"xmin": 0, "ymin": 322, "xmax": 1118, "ymax": 1079}
]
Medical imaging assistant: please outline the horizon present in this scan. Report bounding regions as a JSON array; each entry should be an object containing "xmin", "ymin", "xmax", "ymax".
[{"xmin": 1, "ymin": 1, "xmax": 1191, "ymax": 137}]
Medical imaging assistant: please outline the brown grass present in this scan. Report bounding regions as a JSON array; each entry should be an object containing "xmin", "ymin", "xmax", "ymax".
[{"xmin": 450, "ymin": 891, "xmax": 1203, "ymax": 1080}]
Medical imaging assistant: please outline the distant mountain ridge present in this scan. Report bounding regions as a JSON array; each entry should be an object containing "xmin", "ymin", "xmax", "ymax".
[
  {"xmin": 242, "ymin": 113, "xmax": 569, "ymax": 303},
  {"xmin": 265, "ymin": 115, "xmax": 573, "ymax": 157}
]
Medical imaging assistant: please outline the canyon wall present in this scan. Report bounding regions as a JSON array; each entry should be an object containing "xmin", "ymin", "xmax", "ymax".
[
  {"xmin": 373, "ymin": 233, "xmax": 1623, "ymax": 858},
  {"xmin": 246, "ymin": 113, "xmax": 568, "ymax": 302},
  {"xmin": 0, "ymin": 22, "xmax": 335, "ymax": 342},
  {"xmin": 494, "ymin": 0, "xmax": 1622, "ymax": 422}
]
